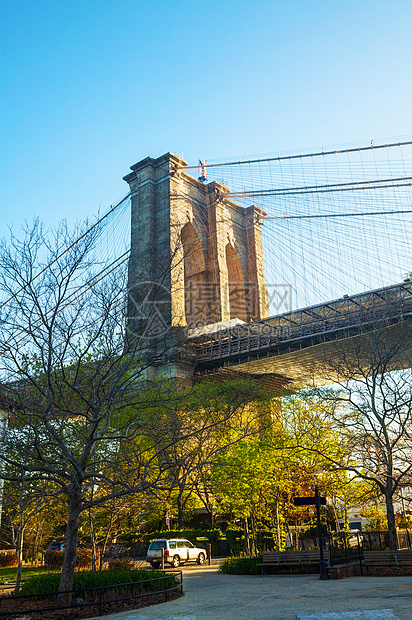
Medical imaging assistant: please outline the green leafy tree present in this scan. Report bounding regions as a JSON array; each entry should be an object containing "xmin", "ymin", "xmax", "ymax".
[
  {"xmin": 312, "ymin": 324, "xmax": 412, "ymax": 550},
  {"xmin": 136, "ymin": 377, "xmax": 274, "ymax": 529},
  {"xmin": 212, "ymin": 391, "xmax": 364, "ymax": 552}
]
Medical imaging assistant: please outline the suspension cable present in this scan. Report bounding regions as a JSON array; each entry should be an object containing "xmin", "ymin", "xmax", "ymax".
[
  {"xmin": 182, "ymin": 140, "xmax": 412, "ymax": 170},
  {"xmin": 0, "ymin": 192, "xmax": 131, "ymax": 311},
  {"xmin": 226, "ymin": 176, "xmax": 412, "ymax": 198},
  {"xmin": 263, "ymin": 209, "xmax": 412, "ymax": 221}
]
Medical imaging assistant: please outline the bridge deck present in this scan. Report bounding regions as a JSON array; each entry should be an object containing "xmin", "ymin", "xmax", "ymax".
[{"xmin": 190, "ymin": 281, "xmax": 412, "ymax": 372}]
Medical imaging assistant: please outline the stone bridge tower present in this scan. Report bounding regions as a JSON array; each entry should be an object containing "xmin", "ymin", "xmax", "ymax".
[{"xmin": 124, "ymin": 152, "xmax": 269, "ymax": 379}]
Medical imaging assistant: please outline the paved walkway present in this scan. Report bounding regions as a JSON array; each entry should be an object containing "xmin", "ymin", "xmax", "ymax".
[{"xmin": 88, "ymin": 566, "xmax": 412, "ymax": 620}]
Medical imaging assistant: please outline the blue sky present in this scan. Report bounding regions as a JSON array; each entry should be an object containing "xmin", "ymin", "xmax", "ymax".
[{"xmin": 1, "ymin": 0, "xmax": 412, "ymax": 236}]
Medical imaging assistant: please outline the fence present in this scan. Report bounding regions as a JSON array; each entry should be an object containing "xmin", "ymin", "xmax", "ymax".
[
  {"xmin": 0, "ymin": 571, "xmax": 183, "ymax": 618},
  {"xmin": 327, "ymin": 530, "xmax": 412, "ymax": 569},
  {"xmin": 360, "ymin": 530, "xmax": 412, "ymax": 551},
  {"xmin": 328, "ymin": 532, "xmax": 363, "ymax": 569}
]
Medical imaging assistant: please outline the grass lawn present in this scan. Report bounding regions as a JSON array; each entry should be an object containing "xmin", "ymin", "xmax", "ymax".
[{"xmin": 0, "ymin": 566, "xmax": 59, "ymax": 585}]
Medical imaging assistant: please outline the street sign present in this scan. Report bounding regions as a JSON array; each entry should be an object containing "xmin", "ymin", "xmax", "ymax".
[
  {"xmin": 294, "ymin": 487, "xmax": 329, "ymax": 580},
  {"xmin": 293, "ymin": 496, "xmax": 326, "ymax": 506}
]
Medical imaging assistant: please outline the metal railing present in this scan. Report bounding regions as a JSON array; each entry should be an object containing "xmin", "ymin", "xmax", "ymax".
[
  {"xmin": 328, "ymin": 532, "xmax": 364, "ymax": 571},
  {"xmin": 0, "ymin": 571, "xmax": 183, "ymax": 618},
  {"xmin": 361, "ymin": 530, "xmax": 412, "ymax": 551},
  {"xmin": 327, "ymin": 530, "xmax": 412, "ymax": 571}
]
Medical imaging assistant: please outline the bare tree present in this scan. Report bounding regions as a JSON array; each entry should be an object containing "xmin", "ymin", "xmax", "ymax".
[
  {"xmin": 0, "ymin": 218, "xmax": 273, "ymax": 601},
  {"xmin": 0, "ymin": 219, "xmax": 146, "ymax": 599},
  {"xmin": 314, "ymin": 321, "xmax": 412, "ymax": 550}
]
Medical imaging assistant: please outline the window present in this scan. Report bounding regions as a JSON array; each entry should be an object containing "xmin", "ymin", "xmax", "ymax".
[{"xmin": 149, "ymin": 541, "xmax": 166, "ymax": 550}]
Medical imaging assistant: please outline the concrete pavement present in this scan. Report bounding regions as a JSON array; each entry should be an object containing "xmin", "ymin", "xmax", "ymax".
[{"xmin": 88, "ymin": 566, "xmax": 412, "ymax": 620}]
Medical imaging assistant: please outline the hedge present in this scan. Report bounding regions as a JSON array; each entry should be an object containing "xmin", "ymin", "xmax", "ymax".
[
  {"xmin": 20, "ymin": 568, "xmax": 178, "ymax": 598},
  {"xmin": 225, "ymin": 525, "xmax": 276, "ymax": 555},
  {"xmin": 219, "ymin": 555, "xmax": 262, "ymax": 575},
  {"xmin": 44, "ymin": 548, "xmax": 99, "ymax": 570},
  {"xmin": 0, "ymin": 551, "xmax": 17, "ymax": 568}
]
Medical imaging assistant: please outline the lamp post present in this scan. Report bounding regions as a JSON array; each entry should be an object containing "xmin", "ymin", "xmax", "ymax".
[{"xmin": 315, "ymin": 486, "xmax": 328, "ymax": 580}]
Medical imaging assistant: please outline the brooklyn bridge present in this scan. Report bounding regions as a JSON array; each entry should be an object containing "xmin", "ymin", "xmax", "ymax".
[
  {"xmin": 5, "ymin": 139, "xmax": 412, "ymax": 388},
  {"xmin": 123, "ymin": 143, "xmax": 412, "ymax": 388}
]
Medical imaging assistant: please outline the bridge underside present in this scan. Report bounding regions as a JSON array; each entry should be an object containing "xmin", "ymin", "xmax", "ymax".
[
  {"xmin": 191, "ymin": 281, "xmax": 412, "ymax": 388},
  {"xmin": 194, "ymin": 321, "xmax": 412, "ymax": 388}
]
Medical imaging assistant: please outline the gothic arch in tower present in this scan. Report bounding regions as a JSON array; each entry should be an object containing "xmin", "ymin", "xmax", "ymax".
[
  {"xmin": 225, "ymin": 242, "xmax": 247, "ymax": 321},
  {"xmin": 181, "ymin": 221, "xmax": 207, "ymax": 327}
]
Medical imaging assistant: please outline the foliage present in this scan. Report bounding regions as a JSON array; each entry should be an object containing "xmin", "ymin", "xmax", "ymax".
[
  {"xmin": 210, "ymin": 392, "xmax": 358, "ymax": 552},
  {"xmin": 138, "ymin": 377, "xmax": 275, "ymax": 529},
  {"xmin": 20, "ymin": 568, "xmax": 177, "ymax": 597},
  {"xmin": 44, "ymin": 548, "xmax": 96, "ymax": 570},
  {"xmin": 311, "ymin": 325, "xmax": 412, "ymax": 550},
  {"xmin": 397, "ymin": 515, "xmax": 412, "ymax": 530},
  {"xmin": 362, "ymin": 504, "xmax": 388, "ymax": 531},
  {"xmin": 219, "ymin": 555, "xmax": 262, "ymax": 575},
  {"xmin": 107, "ymin": 558, "xmax": 134, "ymax": 571},
  {"xmin": 0, "ymin": 552, "xmax": 17, "ymax": 567},
  {"xmin": 0, "ymin": 219, "xmax": 276, "ymax": 596}
]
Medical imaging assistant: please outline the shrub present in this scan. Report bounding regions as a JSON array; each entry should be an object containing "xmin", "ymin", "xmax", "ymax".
[
  {"xmin": 108, "ymin": 558, "xmax": 133, "ymax": 571},
  {"xmin": 0, "ymin": 551, "xmax": 17, "ymax": 567},
  {"xmin": 44, "ymin": 551, "xmax": 63, "ymax": 569},
  {"xmin": 225, "ymin": 525, "xmax": 244, "ymax": 556},
  {"xmin": 224, "ymin": 525, "xmax": 276, "ymax": 556},
  {"xmin": 76, "ymin": 548, "xmax": 99, "ymax": 569},
  {"xmin": 219, "ymin": 555, "xmax": 262, "ymax": 575},
  {"xmin": 44, "ymin": 548, "xmax": 99, "ymax": 570},
  {"xmin": 20, "ymin": 568, "xmax": 178, "ymax": 598}
]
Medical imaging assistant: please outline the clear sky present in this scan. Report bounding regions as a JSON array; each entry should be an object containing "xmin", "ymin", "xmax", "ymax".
[{"xmin": 1, "ymin": 0, "xmax": 412, "ymax": 236}]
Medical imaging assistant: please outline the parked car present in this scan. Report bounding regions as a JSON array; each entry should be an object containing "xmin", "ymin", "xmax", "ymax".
[
  {"xmin": 146, "ymin": 538, "xmax": 206, "ymax": 568},
  {"xmin": 47, "ymin": 542, "xmax": 65, "ymax": 552}
]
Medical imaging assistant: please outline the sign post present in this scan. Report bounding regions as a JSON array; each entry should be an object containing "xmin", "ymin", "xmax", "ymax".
[{"xmin": 293, "ymin": 487, "xmax": 329, "ymax": 581}]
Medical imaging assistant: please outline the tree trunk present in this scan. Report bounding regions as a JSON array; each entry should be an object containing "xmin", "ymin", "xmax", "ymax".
[
  {"xmin": 89, "ymin": 507, "xmax": 96, "ymax": 572},
  {"xmin": 33, "ymin": 523, "xmax": 44, "ymax": 567},
  {"xmin": 244, "ymin": 517, "xmax": 250, "ymax": 554},
  {"xmin": 275, "ymin": 500, "xmax": 281, "ymax": 551},
  {"xmin": 332, "ymin": 503, "xmax": 340, "ymax": 534},
  {"xmin": 14, "ymin": 523, "xmax": 24, "ymax": 595},
  {"xmin": 250, "ymin": 512, "xmax": 257, "ymax": 555},
  {"xmin": 385, "ymin": 492, "xmax": 398, "ymax": 551},
  {"xmin": 58, "ymin": 489, "xmax": 82, "ymax": 604},
  {"xmin": 177, "ymin": 493, "xmax": 184, "ymax": 530},
  {"xmin": 99, "ymin": 510, "xmax": 115, "ymax": 572},
  {"xmin": 14, "ymin": 483, "xmax": 26, "ymax": 595}
]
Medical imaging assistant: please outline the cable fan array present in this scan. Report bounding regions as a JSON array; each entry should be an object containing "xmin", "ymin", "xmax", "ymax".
[
  {"xmin": 0, "ymin": 194, "xmax": 132, "ymax": 383},
  {"xmin": 186, "ymin": 139, "xmax": 412, "ymax": 313},
  {"xmin": 2, "ymin": 135, "xmax": 412, "ymax": 359}
]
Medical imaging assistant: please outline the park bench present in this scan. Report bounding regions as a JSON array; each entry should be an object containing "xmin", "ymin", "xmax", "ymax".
[
  {"xmin": 363, "ymin": 550, "xmax": 412, "ymax": 574},
  {"xmin": 257, "ymin": 550, "xmax": 321, "ymax": 575}
]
